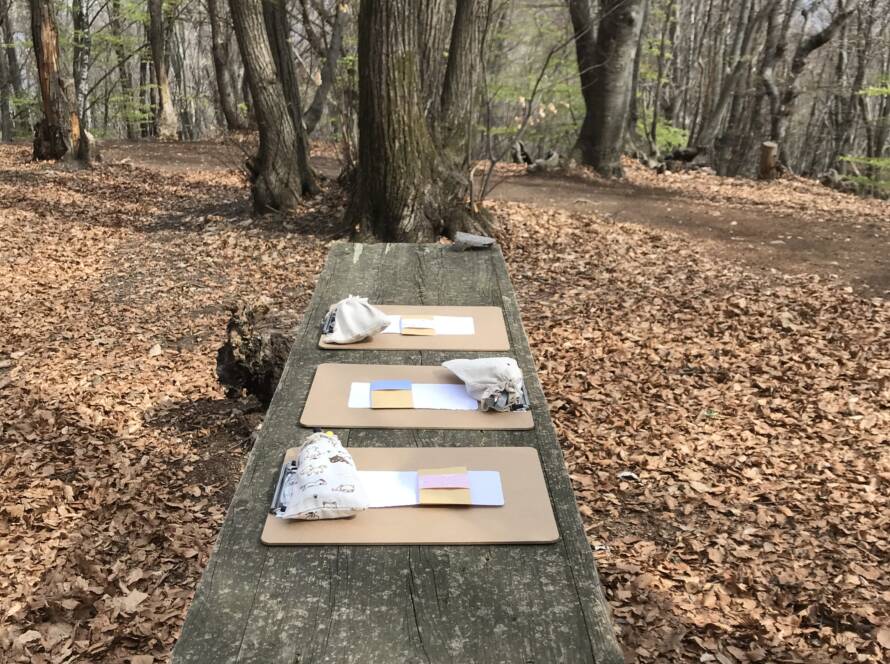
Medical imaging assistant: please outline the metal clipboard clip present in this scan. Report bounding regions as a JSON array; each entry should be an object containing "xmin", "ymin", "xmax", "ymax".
[
  {"xmin": 321, "ymin": 309, "xmax": 337, "ymax": 334},
  {"xmin": 270, "ymin": 458, "xmax": 299, "ymax": 516}
]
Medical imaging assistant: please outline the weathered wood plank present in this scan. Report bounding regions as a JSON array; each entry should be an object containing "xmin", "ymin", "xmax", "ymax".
[{"xmin": 173, "ymin": 244, "xmax": 622, "ymax": 664}]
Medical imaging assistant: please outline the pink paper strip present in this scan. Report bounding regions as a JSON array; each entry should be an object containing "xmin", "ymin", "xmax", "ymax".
[{"xmin": 418, "ymin": 473, "xmax": 470, "ymax": 489}]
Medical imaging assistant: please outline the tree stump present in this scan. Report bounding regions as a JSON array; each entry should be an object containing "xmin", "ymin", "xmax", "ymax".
[
  {"xmin": 216, "ymin": 299, "xmax": 298, "ymax": 407},
  {"xmin": 759, "ymin": 141, "xmax": 779, "ymax": 180}
]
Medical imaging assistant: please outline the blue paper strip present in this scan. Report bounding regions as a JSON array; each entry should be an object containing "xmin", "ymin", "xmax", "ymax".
[{"xmin": 370, "ymin": 380, "xmax": 412, "ymax": 391}]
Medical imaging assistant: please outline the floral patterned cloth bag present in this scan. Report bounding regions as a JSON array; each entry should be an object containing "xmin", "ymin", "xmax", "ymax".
[{"xmin": 280, "ymin": 432, "xmax": 369, "ymax": 520}]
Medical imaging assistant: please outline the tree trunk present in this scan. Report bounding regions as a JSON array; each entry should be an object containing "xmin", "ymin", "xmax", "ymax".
[
  {"xmin": 345, "ymin": 0, "xmax": 487, "ymax": 242},
  {"xmin": 570, "ymin": 0, "xmax": 647, "ymax": 176},
  {"xmin": 229, "ymin": 0, "xmax": 313, "ymax": 211},
  {"xmin": 0, "ymin": 37, "xmax": 12, "ymax": 141},
  {"xmin": 758, "ymin": 140, "xmax": 778, "ymax": 179},
  {"xmin": 72, "ymin": 0, "xmax": 91, "ymax": 129},
  {"xmin": 30, "ymin": 0, "xmax": 97, "ymax": 162},
  {"xmin": 416, "ymin": 0, "xmax": 452, "ymax": 119},
  {"xmin": 261, "ymin": 0, "xmax": 317, "ymax": 195},
  {"xmin": 147, "ymin": 0, "xmax": 178, "ymax": 139},
  {"xmin": 566, "ymin": 0, "xmax": 598, "ymax": 120},
  {"xmin": 438, "ymin": 0, "xmax": 479, "ymax": 157},
  {"xmin": 0, "ymin": 1, "xmax": 12, "ymax": 141},
  {"xmin": 208, "ymin": 0, "xmax": 245, "ymax": 131},
  {"xmin": 303, "ymin": 1, "xmax": 345, "ymax": 135},
  {"xmin": 1, "ymin": 4, "xmax": 27, "ymax": 132},
  {"xmin": 109, "ymin": 0, "xmax": 140, "ymax": 140}
]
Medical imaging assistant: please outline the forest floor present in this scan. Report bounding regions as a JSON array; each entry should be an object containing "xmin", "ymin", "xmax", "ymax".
[{"xmin": 1, "ymin": 140, "xmax": 888, "ymax": 663}]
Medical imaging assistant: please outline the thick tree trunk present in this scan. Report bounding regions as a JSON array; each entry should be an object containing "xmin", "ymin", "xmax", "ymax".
[
  {"xmin": 261, "ymin": 0, "xmax": 317, "ymax": 195},
  {"xmin": 208, "ymin": 0, "xmax": 246, "ymax": 131},
  {"xmin": 571, "ymin": 0, "xmax": 647, "ymax": 176},
  {"xmin": 147, "ymin": 0, "xmax": 178, "ymax": 139},
  {"xmin": 345, "ymin": 0, "xmax": 488, "ymax": 242},
  {"xmin": 30, "ymin": 0, "xmax": 97, "ymax": 162},
  {"xmin": 229, "ymin": 0, "xmax": 313, "ymax": 211},
  {"xmin": 109, "ymin": 0, "xmax": 140, "ymax": 140},
  {"xmin": 303, "ymin": 1, "xmax": 345, "ymax": 135}
]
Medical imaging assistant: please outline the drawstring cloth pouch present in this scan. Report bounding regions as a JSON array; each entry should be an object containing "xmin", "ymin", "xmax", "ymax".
[
  {"xmin": 280, "ymin": 432, "xmax": 369, "ymax": 520},
  {"xmin": 442, "ymin": 357, "xmax": 525, "ymax": 412},
  {"xmin": 321, "ymin": 295, "xmax": 390, "ymax": 344}
]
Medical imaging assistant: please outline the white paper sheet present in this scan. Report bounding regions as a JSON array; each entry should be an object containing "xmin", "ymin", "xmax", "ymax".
[
  {"xmin": 379, "ymin": 315, "xmax": 475, "ymax": 336},
  {"xmin": 358, "ymin": 470, "xmax": 504, "ymax": 507},
  {"xmin": 431, "ymin": 315, "xmax": 475, "ymax": 335},
  {"xmin": 347, "ymin": 382, "xmax": 479, "ymax": 410}
]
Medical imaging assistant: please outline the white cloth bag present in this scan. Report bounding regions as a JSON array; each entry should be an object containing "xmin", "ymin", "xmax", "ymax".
[
  {"xmin": 321, "ymin": 295, "xmax": 390, "ymax": 344},
  {"xmin": 281, "ymin": 432, "xmax": 369, "ymax": 520},
  {"xmin": 442, "ymin": 357, "xmax": 525, "ymax": 412}
]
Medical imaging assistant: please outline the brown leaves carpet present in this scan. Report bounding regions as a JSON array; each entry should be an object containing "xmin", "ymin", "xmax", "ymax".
[{"xmin": 0, "ymin": 144, "xmax": 887, "ymax": 663}]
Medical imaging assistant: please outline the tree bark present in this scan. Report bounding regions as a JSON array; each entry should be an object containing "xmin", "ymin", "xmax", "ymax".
[
  {"xmin": 303, "ymin": 1, "xmax": 345, "ymax": 135},
  {"xmin": 566, "ymin": 0, "xmax": 598, "ymax": 119},
  {"xmin": 758, "ymin": 140, "xmax": 778, "ymax": 179},
  {"xmin": 570, "ymin": 0, "xmax": 647, "ymax": 176},
  {"xmin": 30, "ymin": 0, "xmax": 97, "ymax": 162},
  {"xmin": 261, "ymin": 0, "xmax": 316, "ymax": 195},
  {"xmin": 229, "ymin": 0, "xmax": 313, "ymax": 211},
  {"xmin": 2, "ymin": 1, "xmax": 28, "ymax": 134},
  {"xmin": 0, "ymin": 31, "xmax": 12, "ymax": 141},
  {"xmin": 345, "ymin": 0, "xmax": 488, "ymax": 241},
  {"xmin": 72, "ymin": 0, "xmax": 91, "ymax": 129},
  {"xmin": 208, "ymin": 0, "xmax": 246, "ymax": 131},
  {"xmin": 109, "ymin": 0, "xmax": 140, "ymax": 140},
  {"xmin": 439, "ymin": 0, "xmax": 479, "ymax": 156},
  {"xmin": 147, "ymin": 0, "xmax": 178, "ymax": 139}
]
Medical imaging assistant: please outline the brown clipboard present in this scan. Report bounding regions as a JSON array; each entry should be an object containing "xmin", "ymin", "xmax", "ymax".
[
  {"xmin": 299, "ymin": 364, "xmax": 535, "ymax": 430},
  {"xmin": 261, "ymin": 447, "xmax": 559, "ymax": 545},
  {"xmin": 318, "ymin": 305, "xmax": 510, "ymax": 351}
]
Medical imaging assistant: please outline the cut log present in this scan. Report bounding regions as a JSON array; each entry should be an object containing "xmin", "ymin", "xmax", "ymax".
[
  {"xmin": 759, "ymin": 141, "xmax": 779, "ymax": 180},
  {"xmin": 216, "ymin": 299, "xmax": 298, "ymax": 407}
]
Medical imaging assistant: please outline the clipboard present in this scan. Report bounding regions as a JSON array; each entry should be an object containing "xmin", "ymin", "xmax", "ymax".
[
  {"xmin": 318, "ymin": 305, "xmax": 510, "ymax": 351},
  {"xmin": 262, "ymin": 447, "xmax": 559, "ymax": 545},
  {"xmin": 300, "ymin": 364, "xmax": 535, "ymax": 430}
]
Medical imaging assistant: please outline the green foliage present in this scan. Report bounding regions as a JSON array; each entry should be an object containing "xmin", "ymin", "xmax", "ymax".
[
  {"xmin": 636, "ymin": 113, "xmax": 688, "ymax": 153},
  {"xmin": 839, "ymin": 155, "xmax": 890, "ymax": 193},
  {"xmin": 859, "ymin": 86, "xmax": 890, "ymax": 97}
]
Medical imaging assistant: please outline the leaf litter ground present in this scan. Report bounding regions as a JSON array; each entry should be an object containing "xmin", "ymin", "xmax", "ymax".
[{"xmin": 0, "ymin": 144, "xmax": 887, "ymax": 663}]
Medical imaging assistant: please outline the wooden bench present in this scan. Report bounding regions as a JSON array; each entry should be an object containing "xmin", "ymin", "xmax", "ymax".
[{"xmin": 173, "ymin": 243, "xmax": 622, "ymax": 663}]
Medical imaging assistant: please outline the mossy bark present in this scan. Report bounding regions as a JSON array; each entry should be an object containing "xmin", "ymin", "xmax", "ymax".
[
  {"xmin": 346, "ymin": 0, "xmax": 489, "ymax": 242},
  {"xmin": 229, "ymin": 0, "xmax": 313, "ymax": 212},
  {"xmin": 569, "ymin": 0, "xmax": 646, "ymax": 177}
]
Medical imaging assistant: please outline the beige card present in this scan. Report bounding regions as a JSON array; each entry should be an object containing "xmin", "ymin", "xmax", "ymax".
[
  {"xmin": 401, "ymin": 316, "xmax": 436, "ymax": 336},
  {"xmin": 370, "ymin": 390, "xmax": 414, "ymax": 409}
]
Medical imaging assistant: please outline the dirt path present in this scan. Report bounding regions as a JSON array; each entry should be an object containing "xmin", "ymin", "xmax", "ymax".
[
  {"xmin": 102, "ymin": 140, "xmax": 888, "ymax": 298},
  {"xmin": 490, "ymin": 172, "xmax": 889, "ymax": 298}
]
